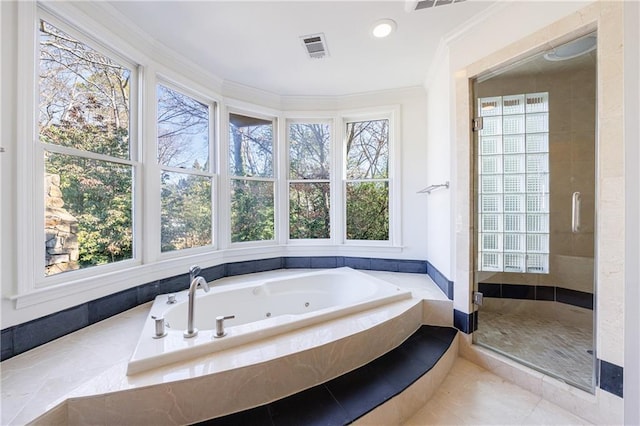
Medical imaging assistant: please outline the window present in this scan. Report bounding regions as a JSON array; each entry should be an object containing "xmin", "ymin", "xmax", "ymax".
[
  {"xmin": 477, "ymin": 93, "xmax": 550, "ymax": 273},
  {"xmin": 229, "ymin": 113, "xmax": 275, "ymax": 242},
  {"xmin": 39, "ymin": 19, "xmax": 135, "ymax": 276},
  {"xmin": 344, "ymin": 119, "xmax": 390, "ymax": 241},
  {"xmin": 288, "ymin": 121, "xmax": 331, "ymax": 239},
  {"xmin": 157, "ymin": 84, "xmax": 214, "ymax": 252}
]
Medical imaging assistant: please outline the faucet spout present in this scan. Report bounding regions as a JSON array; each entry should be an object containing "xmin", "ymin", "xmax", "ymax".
[{"xmin": 184, "ymin": 275, "xmax": 210, "ymax": 338}]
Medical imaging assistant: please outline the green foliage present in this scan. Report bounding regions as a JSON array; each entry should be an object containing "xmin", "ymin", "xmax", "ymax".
[
  {"xmin": 346, "ymin": 182, "xmax": 389, "ymax": 241},
  {"xmin": 231, "ymin": 180, "xmax": 274, "ymax": 242},
  {"xmin": 46, "ymin": 151, "xmax": 133, "ymax": 267},
  {"xmin": 40, "ymin": 19, "xmax": 134, "ymax": 273},
  {"xmin": 289, "ymin": 183, "xmax": 330, "ymax": 239},
  {"xmin": 161, "ymin": 172, "xmax": 212, "ymax": 252}
]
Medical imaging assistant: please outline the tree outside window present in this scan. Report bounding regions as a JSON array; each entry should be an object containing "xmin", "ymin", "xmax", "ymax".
[
  {"xmin": 345, "ymin": 119, "xmax": 390, "ymax": 241},
  {"xmin": 229, "ymin": 113, "xmax": 275, "ymax": 242},
  {"xmin": 288, "ymin": 122, "xmax": 331, "ymax": 239},
  {"xmin": 39, "ymin": 19, "xmax": 134, "ymax": 276},
  {"xmin": 157, "ymin": 84, "xmax": 213, "ymax": 252}
]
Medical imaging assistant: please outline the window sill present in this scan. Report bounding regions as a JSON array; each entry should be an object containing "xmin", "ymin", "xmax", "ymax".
[{"xmin": 9, "ymin": 244, "xmax": 406, "ymax": 310}]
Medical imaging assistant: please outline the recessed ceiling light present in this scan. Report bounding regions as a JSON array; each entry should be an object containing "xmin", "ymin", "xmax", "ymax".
[
  {"xmin": 372, "ymin": 19, "xmax": 396, "ymax": 38},
  {"xmin": 544, "ymin": 35, "xmax": 597, "ymax": 61}
]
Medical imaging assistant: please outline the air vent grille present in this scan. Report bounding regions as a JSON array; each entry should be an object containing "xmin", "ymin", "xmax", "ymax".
[
  {"xmin": 301, "ymin": 33, "xmax": 329, "ymax": 59},
  {"xmin": 415, "ymin": 0, "xmax": 466, "ymax": 10}
]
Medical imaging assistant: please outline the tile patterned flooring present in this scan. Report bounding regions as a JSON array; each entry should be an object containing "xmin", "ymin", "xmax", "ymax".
[
  {"xmin": 473, "ymin": 309, "xmax": 594, "ymax": 390},
  {"xmin": 404, "ymin": 357, "xmax": 592, "ymax": 425}
]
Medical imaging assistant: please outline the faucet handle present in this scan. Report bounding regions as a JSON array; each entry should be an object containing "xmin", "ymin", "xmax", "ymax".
[
  {"xmin": 214, "ymin": 315, "xmax": 235, "ymax": 338},
  {"xmin": 151, "ymin": 315, "xmax": 167, "ymax": 339}
]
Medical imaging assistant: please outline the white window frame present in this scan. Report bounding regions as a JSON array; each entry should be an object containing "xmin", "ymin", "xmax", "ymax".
[
  {"xmin": 155, "ymin": 78, "xmax": 218, "ymax": 259},
  {"xmin": 224, "ymin": 105, "xmax": 279, "ymax": 248},
  {"xmin": 18, "ymin": 6, "xmax": 143, "ymax": 293},
  {"xmin": 285, "ymin": 117, "xmax": 334, "ymax": 244},
  {"xmin": 11, "ymin": 2, "xmax": 404, "ymax": 310},
  {"xmin": 341, "ymin": 106, "xmax": 401, "ymax": 247}
]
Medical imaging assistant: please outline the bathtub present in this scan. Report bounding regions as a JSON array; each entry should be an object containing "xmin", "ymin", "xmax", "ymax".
[{"xmin": 127, "ymin": 267, "xmax": 412, "ymax": 375}]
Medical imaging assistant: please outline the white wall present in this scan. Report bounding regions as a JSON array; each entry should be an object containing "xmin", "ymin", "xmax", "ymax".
[
  {"xmin": 624, "ymin": 0, "xmax": 640, "ymax": 423},
  {"xmin": 1, "ymin": 2, "xmax": 18, "ymax": 330},
  {"xmin": 424, "ymin": 2, "xmax": 593, "ymax": 311},
  {"xmin": 0, "ymin": 2, "xmax": 429, "ymax": 329},
  {"xmin": 423, "ymin": 48, "xmax": 452, "ymax": 279},
  {"xmin": 426, "ymin": 0, "xmax": 634, "ymax": 418}
]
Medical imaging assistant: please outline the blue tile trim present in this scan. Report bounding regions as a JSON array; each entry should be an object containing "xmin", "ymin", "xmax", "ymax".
[
  {"xmin": 556, "ymin": 287, "xmax": 593, "ymax": 310},
  {"xmin": 88, "ymin": 288, "xmax": 138, "ymax": 324},
  {"xmin": 1, "ymin": 328, "xmax": 14, "ymax": 361},
  {"xmin": 310, "ymin": 256, "xmax": 338, "ymax": 269},
  {"xmin": 599, "ymin": 359, "xmax": 623, "ymax": 398},
  {"xmin": 453, "ymin": 309, "xmax": 478, "ymax": 334},
  {"xmin": 284, "ymin": 256, "xmax": 311, "ymax": 268},
  {"xmin": 343, "ymin": 256, "xmax": 371, "ymax": 270},
  {"xmin": 13, "ymin": 304, "xmax": 89, "ymax": 355},
  {"xmin": 478, "ymin": 282, "xmax": 593, "ymax": 310},
  {"xmin": 225, "ymin": 260, "xmax": 257, "ymax": 277},
  {"xmin": 426, "ymin": 261, "xmax": 454, "ymax": 300},
  {"xmin": 0, "ymin": 256, "xmax": 433, "ymax": 361}
]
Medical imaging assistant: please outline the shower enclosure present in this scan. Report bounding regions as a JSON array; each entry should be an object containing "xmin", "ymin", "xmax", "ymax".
[{"xmin": 472, "ymin": 34, "xmax": 597, "ymax": 392}]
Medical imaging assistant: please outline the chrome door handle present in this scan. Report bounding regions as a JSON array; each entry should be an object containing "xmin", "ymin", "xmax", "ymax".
[{"xmin": 572, "ymin": 191, "xmax": 581, "ymax": 233}]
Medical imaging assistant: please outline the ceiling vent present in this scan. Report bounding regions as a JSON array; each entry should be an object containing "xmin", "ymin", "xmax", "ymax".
[
  {"xmin": 300, "ymin": 33, "xmax": 329, "ymax": 59},
  {"xmin": 413, "ymin": 0, "xmax": 466, "ymax": 11}
]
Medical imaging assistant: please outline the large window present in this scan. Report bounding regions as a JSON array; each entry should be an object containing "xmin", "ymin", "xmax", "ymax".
[
  {"xmin": 477, "ymin": 93, "xmax": 550, "ymax": 273},
  {"xmin": 288, "ymin": 121, "xmax": 331, "ymax": 239},
  {"xmin": 39, "ymin": 19, "xmax": 134, "ymax": 276},
  {"xmin": 229, "ymin": 113, "xmax": 275, "ymax": 242},
  {"xmin": 345, "ymin": 119, "xmax": 390, "ymax": 241},
  {"xmin": 157, "ymin": 84, "xmax": 214, "ymax": 252}
]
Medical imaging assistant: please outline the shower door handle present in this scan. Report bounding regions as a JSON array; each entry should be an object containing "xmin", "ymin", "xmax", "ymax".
[{"xmin": 572, "ymin": 191, "xmax": 581, "ymax": 233}]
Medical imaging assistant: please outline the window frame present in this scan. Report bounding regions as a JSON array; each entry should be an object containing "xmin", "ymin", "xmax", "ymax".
[
  {"xmin": 341, "ymin": 107, "xmax": 401, "ymax": 247},
  {"xmin": 155, "ymin": 79, "xmax": 218, "ymax": 258},
  {"xmin": 25, "ymin": 7, "xmax": 143, "ymax": 290},
  {"xmin": 12, "ymin": 2, "xmax": 404, "ymax": 310},
  {"xmin": 285, "ymin": 118, "xmax": 334, "ymax": 243},
  {"xmin": 225, "ymin": 106, "xmax": 279, "ymax": 247}
]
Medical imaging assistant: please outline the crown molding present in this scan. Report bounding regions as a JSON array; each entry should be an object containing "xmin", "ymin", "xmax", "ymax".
[
  {"xmin": 46, "ymin": 1, "xmax": 224, "ymax": 92},
  {"xmin": 423, "ymin": 1, "xmax": 509, "ymax": 90}
]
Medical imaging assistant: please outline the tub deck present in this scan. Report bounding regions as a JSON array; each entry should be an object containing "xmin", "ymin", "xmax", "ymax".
[{"xmin": 0, "ymin": 270, "xmax": 450, "ymax": 425}]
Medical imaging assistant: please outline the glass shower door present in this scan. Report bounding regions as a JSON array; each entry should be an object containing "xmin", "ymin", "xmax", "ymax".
[{"xmin": 472, "ymin": 35, "xmax": 597, "ymax": 392}]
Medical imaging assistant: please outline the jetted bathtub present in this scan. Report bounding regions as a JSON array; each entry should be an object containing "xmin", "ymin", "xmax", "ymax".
[{"xmin": 127, "ymin": 267, "xmax": 412, "ymax": 375}]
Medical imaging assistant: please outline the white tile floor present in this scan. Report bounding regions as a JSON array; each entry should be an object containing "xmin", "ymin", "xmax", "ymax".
[{"xmin": 404, "ymin": 357, "xmax": 592, "ymax": 425}]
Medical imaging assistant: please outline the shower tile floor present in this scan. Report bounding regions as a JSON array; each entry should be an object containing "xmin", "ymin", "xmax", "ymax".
[{"xmin": 474, "ymin": 309, "xmax": 594, "ymax": 390}]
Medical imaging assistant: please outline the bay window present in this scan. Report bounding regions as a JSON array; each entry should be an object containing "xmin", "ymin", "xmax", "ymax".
[
  {"xmin": 228, "ymin": 113, "xmax": 276, "ymax": 243},
  {"xmin": 157, "ymin": 84, "xmax": 215, "ymax": 252},
  {"xmin": 39, "ymin": 18, "xmax": 135, "ymax": 276},
  {"xmin": 287, "ymin": 121, "xmax": 331, "ymax": 240}
]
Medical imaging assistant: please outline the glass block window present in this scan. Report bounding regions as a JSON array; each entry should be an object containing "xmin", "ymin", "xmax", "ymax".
[{"xmin": 477, "ymin": 93, "xmax": 549, "ymax": 273}]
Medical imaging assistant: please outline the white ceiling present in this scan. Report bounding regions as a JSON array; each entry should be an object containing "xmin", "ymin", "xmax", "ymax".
[{"xmin": 106, "ymin": 1, "xmax": 497, "ymax": 96}]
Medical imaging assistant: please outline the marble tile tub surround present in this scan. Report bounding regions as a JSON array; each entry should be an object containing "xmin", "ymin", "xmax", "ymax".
[
  {"xmin": 198, "ymin": 325, "xmax": 458, "ymax": 426},
  {"xmin": 1, "ymin": 256, "xmax": 452, "ymax": 362},
  {"xmin": 2, "ymin": 270, "xmax": 449, "ymax": 426}
]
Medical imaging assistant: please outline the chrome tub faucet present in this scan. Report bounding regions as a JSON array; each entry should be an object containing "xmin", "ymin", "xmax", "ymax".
[{"xmin": 184, "ymin": 266, "xmax": 210, "ymax": 338}]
